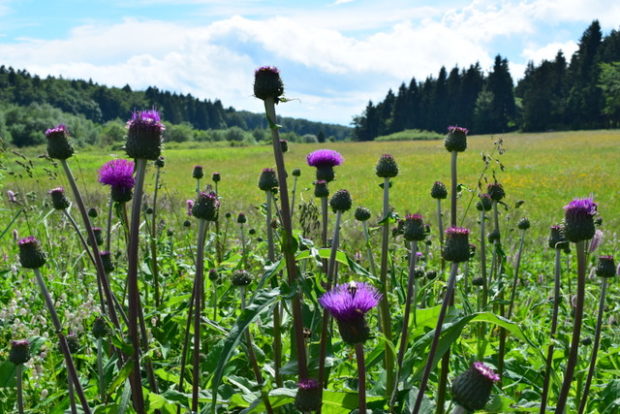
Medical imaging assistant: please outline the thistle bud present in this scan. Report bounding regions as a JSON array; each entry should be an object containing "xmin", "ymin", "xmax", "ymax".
[
  {"xmin": 563, "ymin": 197, "xmax": 597, "ymax": 242},
  {"xmin": 488, "ymin": 229, "xmax": 500, "ymax": 244},
  {"xmin": 295, "ymin": 379, "xmax": 322, "ymax": 412},
  {"xmin": 45, "ymin": 124, "xmax": 74, "ymax": 160},
  {"xmin": 154, "ymin": 156, "xmax": 165, "ymax": 168},
  {"xmin": 192, "ymin": 165, "xmax": 204, "ymax": 180},
  {"xmin": 314, "ymin": 180, "xmax": 329, "ymax": 198},
  {"xmin": 476, "ymin": 194, "xmax": 493, "ymax": 211},
  {"xmin": 596, "ymin": 256, "xmax": 616, "ymax": 278},
  {"xmin": 125, "ymin": 110, "xmax": 165, "ymax": 160},
  {"xmin": 88, "ymin": 207, "xmax": 98, "ymax": 218},
  {"xmin": 472, "ymin": 277, "xmax": 485, "ymax": 286},
  {"xmin": 209, "ymin": 269, "xmax": 220, "ymax": 282},
  {"xmin": 100, "ymin": 251, "xmax": 115, "ymax": 273},
  {"xmin": 66, "ymin": 332, "xmax": 80, "ymax": 354},
  {"xmin": 92, "ymin": 317, "xmax": 107, "ymax": 339},
  {"xmin": 212, "ymin": 172, "xmax": 221, "ymax": 183},
  {"xmin": 183, "ymin": 220, "xmax": 191, "ymax": 228},
  {"xmin": 254, "ymin": 66, "xmax": 284, "ymax": 101},
  {"xmin": 237, "ymin": 213, "xmax": 247, "ymax": 224},
  {"xmin": 49, "ymin": 187, "xmax": 70, "ymax": 210},
  {"xmin": 279, "ymin": 140, "xmax": 288, "ymax": 153},
  {"xmin": 426, "ymin": 270, "xmax": 437, "ymax": 280},
  {"xmin": 452, "ymin": 362, "xmax": 499, "ymax": 412},
  {"xmin": 87, "ymin": 227, "xmax": 103, "ymax": 246},
  {"xmin": 487, "ymin": 182, "xmax": 505, "ymax": 202},
  {"xmin": 354, "ymin": 207, "xmax": 371, "ymax": 222},
  {"xmin": 329, "ymin": 189, "xmax": 352, "ymax": 213},
  {"xmin": 403, "ymin": 214, "xmax": 426, "ymax": 241},
  {"xmin": 375, "ymin": 154, "xmax": 398, "ymax": 178},
  {"xmin": 517, "ymin": 217, "xmax": 530, "ymax": 230},
  {"xmin": 18, "ymin": 236, "xmax": 46, "ymax": 269},
  {"xmin": 444, "ymin": 126, "xmax": 468, "ymax": 152},
  {"xmin": 232, "ymin": 269, "xmax": 252, "ymax": 287},
  {"xmin": 548, "ymin": 225, "xmax": 568, "ymax": 250},
  {"xmin": 431, "ymin": 181, "xmax": 448, "ymax": 200},
  {"xmin": 258, "ymin": 168, "xmax": 278, "ymax": 192},
  {"xmin": 292, "ymin": 168, "xmax": 301, "ymax": 177},
  {"xmin": 9, "ymin": 340, "xmax": 30, "ymax": 365},
  {"xmin": 442, "ymin": 227, "xmax": 470, "ymax": 263},
  {"xmin": 192, "ymin": 192, "xmax": 220, "ymax": 221}
]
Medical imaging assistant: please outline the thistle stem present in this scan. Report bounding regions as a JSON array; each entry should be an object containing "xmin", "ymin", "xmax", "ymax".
[
  {"xmin": 192, "ymin": 219, "xmax": 208, "ymax": 413},
  {"xmin": 321, "ymin": 196, "xmax": 328, "ymax": 248},
  {"xmin": 68, "ymin": 374, "xmax": 77, "ymax": 414},
  {"xmin": 554, "ymin": 240, "xmax": 586, "ymax": 414},
  {"xmin": 33, "ymin": 268, "xmax": 91, "ymax": 414},
  {"xmin": 105, "ymin": 197, "xmax": 113, "ymax": 252},
  {"xmin": 60, "ymin": 160, "xmax": 121, "ymax": 332},
  {"xmin": 452, "ymin": 405, "xmax": 468, "ymax": 414},
  {"xmin": 577, "ymin": 277, "xmax": 608, "ymax": 414},
  {"xmin": 362, "ymin": 221, "xmax": 378, "ymax": 277},
  {"xmin": 378, "ymin": 176, "xmax": 395, "ymax": 399},
  {"xmin": 264, "ymin": 97, "xmax": 308, "ymax": 380},
  {"xmin": 126, "ymin": 157, "xmax": 147, "ymax": 413},
  {"xmin": 97, "ymin": 338, "xmax": 105, "ymax": 403},
  {"xmin": 539, "ymin": 248, "xmax": 562, "ymax": 414},
  {"xmin": 16, "ymin": 364, "xmax": 24, "ymax": 414},
  {"xmin": 291, "ymin": 175, "xmax": 299, "ymax": 222},
  {"xmin": 177, "ymin": 277, "xmax": 196, "ymax": 414},
  {"xmin": 450, "ymin": 151, "xmax": 457, "ymax": 227},
  {"xmin": 412, "ymin": 261, "xmax": 459, "ymax": 414},
  {"xmin": 437, "ymin": 198, "xmax": 445, "ymax": 271},
  {"xmin": 355, "ymin": 343, "xmax": 367, "ymax": 413},
  {"xmin": 266, "ymin": 190, "xmax": 283, "ymax": 388},
  {"xmin": 318, "ymin": 210, "xmax": 342, "ymax": 389},
  {"xmin": 391, "ymin": 240, "xmax": 418, "ymax": 409}
]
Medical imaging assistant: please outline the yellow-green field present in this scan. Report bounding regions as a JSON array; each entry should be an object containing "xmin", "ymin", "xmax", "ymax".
[{"xmin": 3, "ymin": 129, "xmax": 620, "ymax": 234}]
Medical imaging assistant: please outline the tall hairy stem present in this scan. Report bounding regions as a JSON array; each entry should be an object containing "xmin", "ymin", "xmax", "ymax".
[
  {"xmin": 263, "ymin": 97, "xmax": 308, "ymax": 380},
  {"xmin": 412, "ymin": 262, "xmax": 459, "ymax": 414},
  {"xmin": 266, "ymin": 190, "xmax": 283, "ymax": 388},
  {"xmin": 126, "ymin": 158, "xmax": 147, "ymax": 412},
  {"xmin": 555, "ymin": 240, "xmax": 586, "ymax": 414},
  {"xmin": 378, "ymin": 176, "xmax": 395, "ymax": 399},
  {"xmin": 191, "ymin": 219, "xmax": 208, "ymax": 413}
]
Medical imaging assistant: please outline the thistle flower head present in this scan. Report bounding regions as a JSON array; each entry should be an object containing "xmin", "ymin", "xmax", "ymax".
[
  {"xmin": 98, "ymin": 159, "xmax": 135, "ymax": 189},
  {"xmin": 354, "ymin": 206, "xmax": 371, "ymax": 222},
  {"xmin": 212, "ymin": 172, "xmax": 221, "ymax": 182},
  {"xmin": 258, "ymin": 168, "xmax": 279, "ymax": 191},
  {"xmin": 192, "ymin": 165, "xmax": 204, "ymax": 179},
  {"xmin": 403, "ymin": 214, "xmax": 426, "ymax": 242},
  {"xmin": 126, "ymin": 109, "xmax": 165, "ymax": 160},
  {"xmin": 100, "ymin": 251, "xmax": 115, "ymax": 273},
  {"xmin": 237, "ymin": 212, "xmax": 247, "ymax": 224},
  {"xmin": 292, "ymin": 168, "xmax": 301, "ymax": 177},
  {"xmin": 307, "ymin": 149, "xmax": 344, "ymax": 167},
  {"xmin": 452, "ymin": 362, "xmax": 499, "ymax": 412},
  {"xmin": 253, "ymin": 66, "xmax": 284, "ymax": 101},
  {"xmin": 295, "ymin": 379, "xmax": 322, "ymax": 412},
  {"xmin": 314, "ymin": 180, "xmax": 329, "ymax": 198},
  {"xmin": 192, "ymin": 191, "xmax": 219, "ymax": 221},
  {"xmin": 445, "ymin": 125, "xmax": 468, "ymax": 152},
  {"xmin": 9, "ymin": 339, "xmax": 30, "ymax": 365},
  {"xmin": 596, "ymin": 255, "xmax": 616, "ymax": 278},
  {"xmin": 18, "ymin": 236, "xmax": 46, "ymax": 269},
  {"xmin": 431, "ymin": 181, "xmax": 448, "ymax": 200},
  {"xmin": 329, "ymin": 189, "xmax": 352, "ymax": 213},
  {"xmin": 375, "ymin": 154, "xmax": 398, "ymax": 178},
  {"xmin": 443, "ymin": 227, "xmax": 470, "ymax": 263},
  {"xmin": 319, "ymin": 282, "xmax": 381, "ymax": 322},
  {"xmin": 477, "ymin": 193, "xmax": 493, "ymax": 211},
  {"xmin": 517, "ymin": 217, "xmax": 530, "ymax": 230},
  {"xmin": 487, "ymin": 182, "xmax": 505, "ymax": 202},
  {"xmin": 186, "ymin": 199, "xmax": 194, "ymax": 216},
  {"xmin": 563, "ymin": 197, "xmax": 597, "ymax": 242},
  {"xmin": 45, "ymin": 124, "xmax": 74, "ymax": 160},
  {"xmin": 49, "ymin": 187, "xmax": 70, "ymax": 210}
]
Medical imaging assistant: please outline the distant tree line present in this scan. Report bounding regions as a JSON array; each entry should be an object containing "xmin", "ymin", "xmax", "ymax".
[
  {"xmin": 353, "ymin": 21, "xmax": 620, "ymax": 140},
  {"xmin": 0, "ymin": 66, "xmax": 350, "ymax": 147}
]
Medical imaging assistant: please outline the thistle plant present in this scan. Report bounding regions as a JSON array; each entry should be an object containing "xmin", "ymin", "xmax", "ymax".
[
  {"xmin": 431, "ymin": 181, "xmax": 448, "ymax": 268},
  {"xmin": 318, "ymin": 189, "xmax": 352, "ymax": 389},
  {"xmin": 539, "ymin": 224, "xmax": 569, "ymax": 413},
  {"xmin": 189, "ymin": 191, "xmax": 218, "ymax": 412},
  {"xmin": 290, "ymin": 168, "xmax": 301, "ymax": 221},
  {"xmin": 150, "ymin": 157, "xmax": 165, "ymax": 307},
  {"xmin": 124, "ymin": 109, "xmax": 165, "ymax": 412},
  {"xmin": 437, "ymin": 125, "xmax": 468, "ymax": 414},
  {"xmin": 413, "ymin": 227, "xmax": 470, "ymax": 414},
  {"xmin": 45, "ymin": 125, "xmax": 122, "ymax": 336},
  {"xmin": 375, "ymin": 153, "xmax": 398, "ymax": 399},
  {"xmin": 307, "ymin": 149, "xmax": 343, "ymax": 246},
  {"xmin": 9, "ymin": 339, "xmax": 30, "ymax": 413},
  {"xmin": 576, "ymin": 255, "xmax": 616, "ymax": 414},
  {"xmin": 258, "ymin": 167, "xmax": 283, "ymax": 386},
  {"xmin": 98, "ymin": 159, "xmax": 135, "ymax": 252},
  {"xmin": 355, "ymin": 206, "xmax": 377, "ymax": 277},
  {"xmin": 254, "ymin": 66, "xmax": 308, "ymax": 383},
  {"xmin": 192, "ymin": 165, "xmax": 203, "ymax": 194},
  {"xmin": 320, "ymin": 282, "xmax": 381, "ymax": 413},
  {"xmin": 17, "ymin": 236, "xmax": 91, "ymax": 413},
  {"xmin": 555, "ymin": 197, "xmax": 598, "ymax": 414},
  {"xmin": 451, "ymin": 362, "xmax": 500, "ymax": 413}
]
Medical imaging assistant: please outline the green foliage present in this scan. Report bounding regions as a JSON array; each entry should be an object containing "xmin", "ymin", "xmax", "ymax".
[
  {"xmin": 375, "ymin": 129, "xmax": 443, "ymax": 142},
  {"xmin": 598, "ymin": 62, "xmax": 620, "ymax": 126}
]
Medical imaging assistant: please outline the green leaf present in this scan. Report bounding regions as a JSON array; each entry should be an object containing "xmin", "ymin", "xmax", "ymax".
[
  {"xmin": 210, "ymin": 288, "xmax": 281, "ymax": 413},
  {"xmin": 0, "ymin": 361, "xmax": 16, "ymax": 388}
]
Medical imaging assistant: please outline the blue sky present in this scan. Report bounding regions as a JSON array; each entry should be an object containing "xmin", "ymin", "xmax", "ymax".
[{"xmin": 1, "ymin": 0, "xmax": 619, "ymax": 125}]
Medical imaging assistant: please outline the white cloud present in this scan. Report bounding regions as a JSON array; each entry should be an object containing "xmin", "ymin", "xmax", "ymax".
[{"xmin": 0, "ymin": 0, "xmax": 615, "ymax": 124}]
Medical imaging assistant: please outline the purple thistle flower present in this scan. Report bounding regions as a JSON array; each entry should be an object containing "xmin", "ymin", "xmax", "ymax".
[
  {"xmin": 45, "ymin": 124, "xmax": 68, "ymax": 137},
  {"xmin": 298, "ymin": 378, "xmax": 320, "ymax": 390},
  {"xmin": 319, "ymin": 282, "xmax": 381, "ymax": 322},
  {"xmin": 18, "ymin": 236, "xmax": 38, "ymax": 246},
  {"xmin": 127, "ymin": 109, "xmax": 164, "ymax": 129},
  {"xmin": 307, "ymin": 149, "xmax": 344, "ymax": 167},
  {"xmin": 589, "ymin": 229, "xmax": 604, "ymax": 253},
  {"xmin": 295, "ymin": 378, "xmax": 321, "ymax": 411},
  {"xmin": 447, "ymin": 126, "xmax": 469, "ymax": 135},
  {"xmin": 563, "ymin": 197, "xmax": 598, "ymax": 242},
  {"xmin": 98, "ymin": 159, "xmax": 135, "ymax": 189},
  {"xmin": 446, "ymin": 226, "xmax": 470, "ymax": 236},
  {"xmin": 473, "ymin": 361, "xmax": 500, "ymax": 383},
  {"xmin": 255, "ymin": 66, "xmax": 280, "ymax": 75}
]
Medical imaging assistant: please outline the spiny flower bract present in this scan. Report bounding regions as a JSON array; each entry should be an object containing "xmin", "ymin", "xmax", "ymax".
[{"xmin": 319, "ymin": 282, "xmax": 381, "ymax": 322}]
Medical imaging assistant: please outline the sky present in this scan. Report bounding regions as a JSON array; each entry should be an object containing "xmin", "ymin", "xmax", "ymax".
[{"xmin": 1, "ymin": 0, "xmax": 619, "ymax": 126}]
